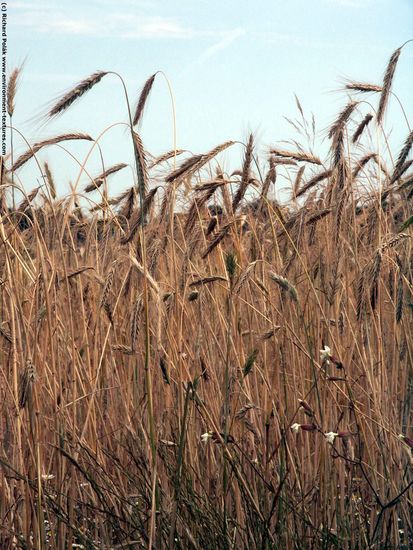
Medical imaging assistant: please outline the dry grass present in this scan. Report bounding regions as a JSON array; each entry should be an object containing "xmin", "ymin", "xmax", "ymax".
[{"xmin": 1, "ymin": 45, "xmax": 413, "ymax": 549}]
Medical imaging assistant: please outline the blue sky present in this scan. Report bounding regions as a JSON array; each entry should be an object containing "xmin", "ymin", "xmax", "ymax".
[{"xmin": 8, "ymin": 0, "xmax": 413, "ymax": 197}]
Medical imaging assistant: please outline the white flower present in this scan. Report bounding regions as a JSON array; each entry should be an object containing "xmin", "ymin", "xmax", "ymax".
[
  {"xmin": 291, "ymin": 423, "xmax": 301, "ymax": 433},
  {"xmin": 325, "ymin": 432, "xmax": 338, "ymax": 445},
  {"xmin": 201, "ymin": 432, "xmax": 213, "ymax": 443},
  {"xmin": 160, "ymin": 439, "xmax": 176, "ymax": 447},
  {"xmin": 41, "ymin": 474, "xmax": 55, "ymax": 481},
  {"xmin": 398, "ymin": 433, "xmax": 413, "ymax": 449},
  {"xmin": 320, "ymin": 346, "xmax": 332, "ymax": 363}
]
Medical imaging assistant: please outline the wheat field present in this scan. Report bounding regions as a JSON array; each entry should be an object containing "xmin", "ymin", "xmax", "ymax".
[{"xmin": 1, "ymin": 44, "xmax": 413, "ymax": 549}]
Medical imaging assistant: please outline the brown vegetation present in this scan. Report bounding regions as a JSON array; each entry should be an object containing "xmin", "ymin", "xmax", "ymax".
[{"xmin": 1, "ymin": 45, "xmax": 413, "ymax": 548}]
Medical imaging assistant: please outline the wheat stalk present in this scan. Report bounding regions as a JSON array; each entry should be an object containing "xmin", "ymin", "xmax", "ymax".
[
  {"xmin": 232, "ymin": 134, "xmax": 254, "ymax": 211},
  {"xmin": 269, "ymin": 148, "xmax": 322, "ymax": 165},
  {"xmin": 48, "ymin": 71, "xmax": 108, "ymax": 117},
  {"xmin": 132, "ymin": 73, "xmax": 157, "ymax": 126},
  {"xmin": 84, "ymin": 163, "xmax": 128, "ymax": 193},
  {"xmin": 7, "ymin": 65, "xmax": 22, "ymax": 117},
  {"xmin": 13, "ymin": 133, "xmax": 93, "ymax": 171},
  {"xmin": 352, "ymin": 113, "xmax": 373, "ymax": 143},
  {"xmin": 377, "ymin": 47, "xmax": 401, "ymax": 124}
]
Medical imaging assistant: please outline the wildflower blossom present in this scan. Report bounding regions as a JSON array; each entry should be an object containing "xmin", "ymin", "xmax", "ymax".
[
  {"xmin": 325, "ymin": 432, "xmax": 339, "ymax": 445},
  {"xmin": 398, "ymin": 433, "xmax": 413, "ymax": 450},
  {"xmin": 298, "ymin": 399, "xmax": 314, "ymax": 417},
  {"xmin": 320, "ymin": 345, "xmax": 332, "ymax": 363},
  {"xmin": 201, "ymin": 432, "xmax": 213, "ymax": 443}
]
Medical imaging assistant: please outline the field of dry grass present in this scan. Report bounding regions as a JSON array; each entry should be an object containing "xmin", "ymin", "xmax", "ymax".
[{"xmin": 1, "ymin": 44, "xmax": 413, "ymax": 548}]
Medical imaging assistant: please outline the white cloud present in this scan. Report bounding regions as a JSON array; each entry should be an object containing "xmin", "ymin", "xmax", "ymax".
[
  {"xmin": 109, "ymin": 14, "xmax": 194, "ymax": 39},
  {"xmin": 12, "ymin": 4, "xmax": 245, "ymax": 46},
  {"xmin": 259, "ymin": 31, "xmax": 306, "ymax": 46},
  {"xmin": 14, "ymin": 10, "xmax": 98, "ymax": 35},
  {"xmin": 323, "ymin": 0, "xmax": 372, "ymax": 7},
  {"xmin": 198, "ymin": 28, "xmax": 246, "ymax": 62},
  {"xmin": 10, "ymin": 1, "xmax": 50, "ymax": 8},
  {"xmin": 13, "ymin": 7, "xmax": 196, "ymax": 40},
  {"xmin": 50, "ymin": 18, "xmax": 97, "ymax": 35}
]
